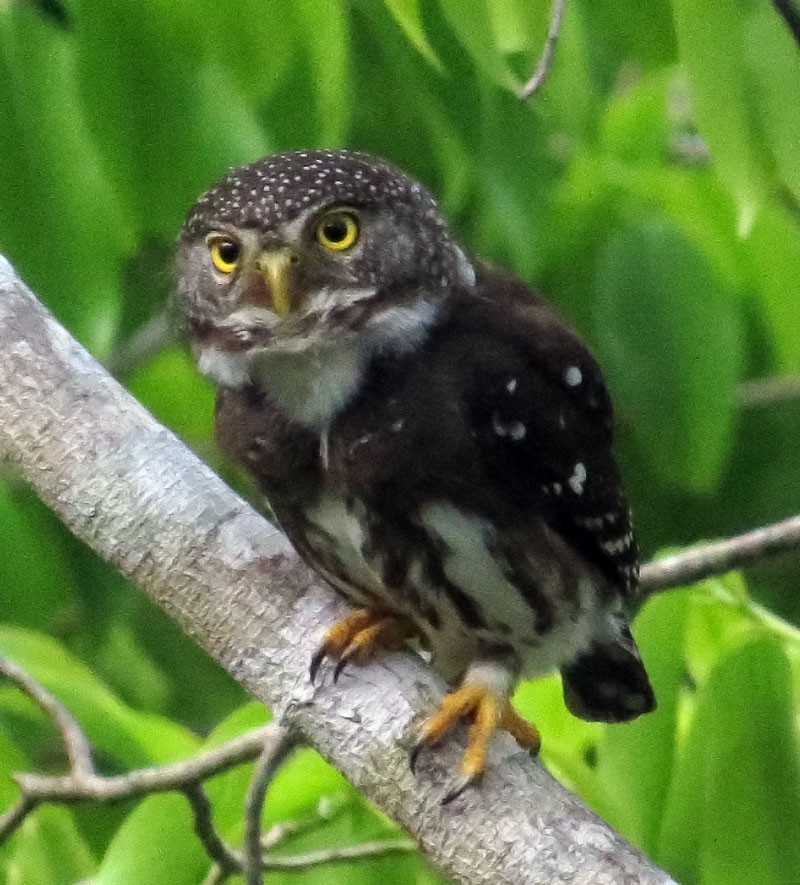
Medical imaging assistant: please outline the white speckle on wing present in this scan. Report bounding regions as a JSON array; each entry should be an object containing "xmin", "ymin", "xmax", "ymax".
[
  {"xmin": 568, "ymin": 462, "xmax": 587, "ymax": 495},
  {"xmin": 492, "ymin": 412, "xmax": 527, "ymax": 441},
  {"xmin": 601, "ymin": 533, "xmax": 633, "ymax": 556},
  {"xmin": 391, "ymin": 418, "xmax": 404, "ymax": 432},
  {"xmin": 319, "ymin": 427, "xmax": 330, "ymax": 470},
  {"xmin": 565, "ymin": 366, "xmax": 582, "ymax": 387},
  {"xmin": 506, "ymin": 377, "xmax": 518, "ymax": 394},
  {"xmin": 454, "ymin": 246, "xmax": 476, "ymax": 287}
]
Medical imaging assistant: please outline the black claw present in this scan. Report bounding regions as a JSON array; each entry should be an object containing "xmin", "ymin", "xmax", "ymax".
[
  {"xmin": 408, "ymin": 741, "xmax": 425, "ymax": 775},
  {"xmin": 309, "ymin": 648, "xmax": 326, "ymax": 684},
  {"xmin": 441, "ymin": 776, "xmax": 473, "ymax": 806},
  {"xmin": 332, "ymin": 655, "xmax": 349, "ymax": 684}
]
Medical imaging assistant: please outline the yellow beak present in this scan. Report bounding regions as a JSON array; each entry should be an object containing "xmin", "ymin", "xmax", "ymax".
[{"xmin": 257, "ymin": 249, "xmax": 294, "ymax": 317}]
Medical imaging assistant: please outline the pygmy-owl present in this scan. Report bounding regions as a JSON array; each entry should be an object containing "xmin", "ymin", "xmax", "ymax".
[{"xmin": 175, "ymin": 150, "xmax": 655, "ymax": 802}]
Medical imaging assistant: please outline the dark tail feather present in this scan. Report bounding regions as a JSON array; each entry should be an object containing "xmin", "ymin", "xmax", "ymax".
[{"xmin": 561, "ymin": 628, "xmax": 656, "ymax": 723}]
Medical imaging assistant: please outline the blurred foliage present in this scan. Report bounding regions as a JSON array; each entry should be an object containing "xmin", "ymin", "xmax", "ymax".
[{"xmin": 0, "ymin": 0, "xmax": 799, "ymax": 882}]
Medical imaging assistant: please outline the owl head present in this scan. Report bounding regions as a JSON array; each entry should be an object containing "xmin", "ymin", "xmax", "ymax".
[{"xmin": 176, "ymin": 151, "xmax": 475, "ymax": 371}]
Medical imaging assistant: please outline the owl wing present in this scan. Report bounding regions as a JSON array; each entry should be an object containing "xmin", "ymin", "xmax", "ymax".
[{"xmin": 449, "ymin": 274, "xmax": 639, "ymax": 597}]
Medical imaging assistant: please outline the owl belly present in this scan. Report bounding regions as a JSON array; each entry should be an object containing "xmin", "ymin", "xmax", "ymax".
[{"xmin": 283, "ymin": 489, "xmax": 602, "ymax": 685}]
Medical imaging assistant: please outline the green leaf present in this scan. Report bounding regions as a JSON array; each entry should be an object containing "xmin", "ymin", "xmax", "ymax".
[
  {"xmin": 291, "ymin": 0, "xmax": 352, "ymax": 146},
  {"xmin": 592, "ymin": 218, "xmax": 742, "ymax": 492},
  {"xmin": 590, "ymin": 589, "xmax": 692, "ymax": 852},
  {"xmin": 0, "ymin": 627, "xmax": 197, "ymax": 768},
  {"xmin": 438, "ymin": 0, "xmax": 517, "ymax": 90},
  {"xmin": 0, "ymin": 10, "xmax": 130, "ymax": 352},
  {"xmin": 745, "ymin": 204, "xmax": 800, "ymax": 372},
  {"xmin": 6, "ymin": 806, "xmax": 95, "ymax": 885},
  {"xmin": 744, "ymin": 2, "xmax": 800, "ymax": 208},
  {"xmin": 672, "ymin": 0, "xmax": 768, "ymax": 235},
  {"xmin": 657, "ymin": 637, "xmax": 800, "ymax": 885},
  {"xmin": 127, "ymin": 347, "xmax": 216, "ymax": 445},
  {"xmin": 0, "ymin": 484, "xmax": 72, "ymax": 629},
  {"xmin": 382, "ymin": 0, "xmax": 442, "ymax": 68},
  {"xmin": 600, "ymin": 71, "xmax": 671, "ymax": 165},
  {"xmin": 73, "ymin": 0, "xmax": 268, "ymax": 240},
  {"xmin": 94, "ymin": 793, "xmax": 206, "ymax": 885},
  {"xmin": 513, "ymin": 675, "xmax": 603, "ymax": 798}
]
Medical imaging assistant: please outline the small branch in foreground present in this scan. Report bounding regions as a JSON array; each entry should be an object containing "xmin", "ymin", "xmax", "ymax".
[
  {"xmin": 639, "ymin": 514, "xmax": 800, "ymax": 595},
  {"xmin": 243, "ymin": 727, "xmax": 300, "ymax": 885},
  {"xmin": 0, "ymin": 658, "xmax": 411, "ymax": 879},
  {"xmin": 104, "ymin": 310, "xmax": 174, "ymax": 378},
  {"xmin": 0, "ymin": 658, "xmax": 94, "ymax": 777},
  {"xmin": 519, "ymin": 0, "xmax": 568, "ymax": 100},
  {"xmin": 738, "ymin": 373, "xmax": 800, "ymax": 408},
  {"xmin": 261, "ymin": 838, "xmax": 416, "ymax": 871},
  {"xmin": 773, "ymin": 0, "xmax": 800, "ymax": 47}
]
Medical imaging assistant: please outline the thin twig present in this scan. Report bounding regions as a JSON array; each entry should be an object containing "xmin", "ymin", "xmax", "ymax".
[
  {"xmin": 261, "ymin": 796, "xmax": 349, "ymax": 850},
  {"xmin": 0, "ymin": 797, "xmax": 35, "ymax": 844},
  {"xmin": 639, "ymin": 514, "xmax": 800, "ymax": 594},
  {"xmin": 772, "ymin": 0, "xmax": 800, "ymax": 47},
  {"xmin": 738, "ymin": 373, "xmax": 800, "ymax": 408},
  {"xmin": 243, "ymin": 726, "xmax": 298, "ymax": 885},
  {"xmin": 14, "ymin": 725, "xmax": 275, "ymax": 802},
  {"xmin": 185, "ymin": 783, "xmax": 241, "ymax": 873},
  {"xmin": 201, "ymin": 866, "xmax": 231, "ymax": 885},
  {"xmin": 104, "ymin": 310, "xmax": 174, "ymax": 378},
  {"xmin": 263, "ymin": 838, "xmax": 416, "ymax": 871},
  {"xmin": 519, "ymin": 0, "xmax": 568, "ymax": 100},
  {"xmin": 0, "ymin": 658, "xmax": 93, "ymax": 777}
]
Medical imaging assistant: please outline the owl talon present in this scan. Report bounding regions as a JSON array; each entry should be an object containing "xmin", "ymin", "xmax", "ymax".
[
  {"xmin": 441, "ymin": 774, "xmax": 475, "ymax": 806},
  {"xmin": 332, "ymin": 655, "xmax": 349, "ymax": 684},
  {"xmin": 310, "ymin": 609, "xmax": 415, "ymax": 683},
  {"xmin": 309, "ymin": 648, "xmax": 327, "ymax": 684},
  {"xmin": 408, "ymin": 739, "xmax": 426, "ymax": 775},
  {"xmin": 411, "ymin": 670, "xmax": 540, "ymax": 802}
]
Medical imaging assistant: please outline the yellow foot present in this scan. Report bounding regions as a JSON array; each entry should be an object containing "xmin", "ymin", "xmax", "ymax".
[
  {"xmin": 410, "ymin": 679, "xmax": 541, "ymax": 805},
  {"xmin": 309, "ymin": 608, "xmax": 416, "ymax": 683}
]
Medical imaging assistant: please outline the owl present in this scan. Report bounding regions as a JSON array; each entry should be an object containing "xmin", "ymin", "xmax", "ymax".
[{"xmin": 175, "ymin": 150, "xmax": 655, "ymax": 802}]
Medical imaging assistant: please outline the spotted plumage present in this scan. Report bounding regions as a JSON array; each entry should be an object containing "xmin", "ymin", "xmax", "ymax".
[{"xmin": 176, "ymin": 149, "xmax": 655, "ymax": 799}]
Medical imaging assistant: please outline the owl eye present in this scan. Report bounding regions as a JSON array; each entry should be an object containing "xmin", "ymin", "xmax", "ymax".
[
  {"xmin": 316, "ymin": 211, "xmax": 359, "ymax": 252},
  {"xmin": 207, "ymin": 235, "xmax": 242, "ymax": 274}
]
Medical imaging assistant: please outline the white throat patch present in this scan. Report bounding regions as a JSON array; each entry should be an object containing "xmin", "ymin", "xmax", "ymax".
[{"xmin": 249, "ymin": 294, "xmax": 439, "ymax": 428}]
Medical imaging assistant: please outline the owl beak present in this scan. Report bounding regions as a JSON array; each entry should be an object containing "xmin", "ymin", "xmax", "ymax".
[{"xmin": 256, "ymin": 249, "xmax": 295, "ymax": 317}]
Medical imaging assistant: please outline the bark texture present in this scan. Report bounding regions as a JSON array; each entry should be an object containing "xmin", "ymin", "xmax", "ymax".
[{"xmin": 0, "ymin": 256, "xmax": 675, "ymax": 885}]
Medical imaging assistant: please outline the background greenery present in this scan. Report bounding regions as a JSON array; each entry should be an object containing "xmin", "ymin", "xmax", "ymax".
[{"xmin": 1, "ymin": 0, "xmax": 799, "ymax": 882}]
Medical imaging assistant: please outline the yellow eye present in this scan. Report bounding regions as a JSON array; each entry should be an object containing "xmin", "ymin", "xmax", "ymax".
[
  {"xmin": 316, "ymin": 211, "xmax": 359, "ymax": 252},
  {"xmin": 207, "ymin": 235, "xmax": 241, "ymax": 274}
]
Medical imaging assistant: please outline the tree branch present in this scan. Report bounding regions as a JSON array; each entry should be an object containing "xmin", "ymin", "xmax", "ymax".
[
  {"xmin": 243, "ymin": 726, "xmax": 299, "ymax": 885},
  {"xmin": 0, "ymin": 653, "xmax": 409, "ymax": 877},
  {"xmin": 0, "ymin": 255, "xmax": 677, "ymax": 883},
  {"xmin": 519, "ymin": 0, "xmax": 568, "ymax": 100},
  {"xmin": 639, "ymin": 514, "xmax": 800, "ymax": 595}
]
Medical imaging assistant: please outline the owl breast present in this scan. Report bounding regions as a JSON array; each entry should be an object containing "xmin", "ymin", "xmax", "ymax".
[{"xmin": 283, "ymin": 483, "xmax": 603, "ymax": 683}]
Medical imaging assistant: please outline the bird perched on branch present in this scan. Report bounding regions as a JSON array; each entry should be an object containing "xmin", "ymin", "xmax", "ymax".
[{"xmin": 176, "ymin": 149, "xmax": 655, "ymax": 802}]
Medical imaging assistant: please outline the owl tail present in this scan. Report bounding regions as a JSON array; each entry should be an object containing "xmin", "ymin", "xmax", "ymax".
[{"xmin": 560, "ymin": 628, "xmax": 656, "ymax": 723}]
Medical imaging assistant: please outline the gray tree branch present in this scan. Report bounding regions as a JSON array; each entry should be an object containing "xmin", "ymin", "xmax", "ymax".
[{"xmin": 0, "ymin": 255, "xmax": 677, "ymax": 884}]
